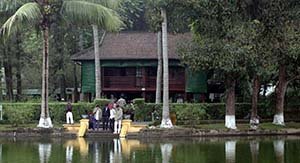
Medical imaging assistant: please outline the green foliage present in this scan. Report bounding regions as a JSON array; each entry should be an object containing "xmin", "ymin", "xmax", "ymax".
[
  {"xmin": 133, "ymin": 98, "xmax": 147, "ymax": 120},
  {"xmin": 1, "ymin": 102, "xmax": 95, "ymax": 124},
  {"xmin": 93, "ymin": 98, "xmax": 110, "ymax": 108},
  {"xmin": 145, "ymin": 0, "xmax": 191, "ymax": 32},
  {"xmin": 118, "ymin": 0, "xmax": 147, "ymax": 30},
  {"xmin": 2, "ymin": 103, "xmax": 39, "ymax": 126}
]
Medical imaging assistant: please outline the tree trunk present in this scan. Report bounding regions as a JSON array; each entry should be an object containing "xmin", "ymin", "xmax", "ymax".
[
  {"xmin": 0, "ymin": 60, "xmax": 3, "ymax": 101},
  {"xmin": 38, "ymin": 26, "xmax": 53, "ymax": 128},
  {"xmin": 93, "ymin": 26, "xmax": 106, "ymax": 99},
  {"xmin": 155, "ymin": 31, "xmax": 162, "ymax": 104},
  {"xmin": 250, "ymin": 74, "xmax": 260, "ymax": 129},
  {"xmin": 3, "ymin": 46, "xmax": 13, "ymax": 102},
  {"xmin": 16, "ymin": 33, "xmax": 22, "ymax": 101},
  {"xmin": 273, "ymin": 64, "xmax": 287, "ymax": 125},
  {"xmin": 60, "ymin": 74, "xmax": 66, "ymax": 100},
  {"xmin": 93, "ymin": 25, "xmax": 101, "ymax": 99},
  {"xmin": 160, "ymin": 8, "xmax": 173, "ymax": 128},
  {"xmin": 72, "ymin": 31, "xmax": 84, "ymax": 103},
  {"xmin": 225, "ymin": 77, "xmax": 236, "ymax": 129},
  {"xmin": 73, "ymin": 63, "xmax": 79, "ymax": 103}
]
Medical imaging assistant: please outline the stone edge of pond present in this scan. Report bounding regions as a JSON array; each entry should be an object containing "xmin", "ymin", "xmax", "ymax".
[
  {"xmin": 1, "ymin": 127, "xmax": 300, "ymax": 138},
  {"xmin": 126, "ymin": 128, "xmax": 300, "ymax": 139}
]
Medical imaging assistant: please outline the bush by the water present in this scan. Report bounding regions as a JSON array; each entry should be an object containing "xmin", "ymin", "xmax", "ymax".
[
  {"xmin": 0, "ymin": 100, "xmax": 106, "ymax": 125},
  {"xmin": 1, "ymin": 98, "xmax": 299, "ymax": 126}
]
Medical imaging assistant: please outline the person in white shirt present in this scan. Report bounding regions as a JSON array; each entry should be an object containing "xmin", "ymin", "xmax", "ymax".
[
  {"xmin": 114, "ymin": 105, "xmax": 123, "ymax": 134},
  {"xmin": 93, "ymin": 105, "xmax": 102, "ymax": 131},
  {"xmin": 109, "ymin": 103, "xmax": 116, "ymax": 132}
]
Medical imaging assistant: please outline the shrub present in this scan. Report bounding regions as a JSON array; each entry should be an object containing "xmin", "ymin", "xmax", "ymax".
[{"xmin": 93, "ymin": 99, "xmax": 110, "ymax": 108}]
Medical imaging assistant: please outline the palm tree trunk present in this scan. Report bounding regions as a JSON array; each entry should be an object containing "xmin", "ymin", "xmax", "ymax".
[
  {"xmin": 273, "ymin": 64, "xmax": 287, "ymax": 125},
  {"xmin": 160, "ymin": 8, "xmax": 173, "ymax": 128},
  {"xmin": 3, "ymin": 46, "xmax": 13, "ymax": 102},
  {"xmin": 155, "ymin": 31, "xmax": 162, "ymax": 104},
  {"xmin": 93, "ymin": 25, "xmax": 106, "ymax": 99},
  {"xmin": 93, "ymin": 25, "xmax": 101, "ymax": 99},
  {"xmin": 225, "ymin": 76, "xmax": 236, "ymax": 129},
  {"xmin": 0, "ymin": 60, "xmax": 3, "ymax": 102},
  {"xmin": 16, "ymin": 32, "xmax": 22, "ymax": 101},
  {"xmin": 38, "ymin": 26, "xmax": 53, "ymax": 128},
  {"xmin": 250, "ymin": 74, "xmax": 260, "ymax": 128}
]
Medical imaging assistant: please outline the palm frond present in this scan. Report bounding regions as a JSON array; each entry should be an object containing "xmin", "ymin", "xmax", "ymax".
[
  {"xmin": 1, "ymin": 2, "xmax": 42, "ymax": 36},
  {"xmin": 62, "ymin": 1, "xmax": 123, "ymax": 32},
  {"xmin": 76, "ymin": 0, "xmax": 121, "ymax": 9}
]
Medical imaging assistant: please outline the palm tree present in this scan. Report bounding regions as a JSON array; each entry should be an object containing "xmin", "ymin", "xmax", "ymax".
[
  {"xmin": 91, "ymin": 0, "xmax": 119, "ymax": 99},
  {"xmin": 1, "ymin": 0, "xmax": 122, "ymax": 128},
  {"xmin": 155, "ymin": 31, "xmax": 162, "ymax": 104},
  {"xmin": 160, "ymin": 8, "xmax": 172, "ymax": 128}
]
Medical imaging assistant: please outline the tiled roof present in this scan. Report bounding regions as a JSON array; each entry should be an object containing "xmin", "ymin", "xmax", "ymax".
[{"xmin": 71, "ymin": 32, "xmax": 191, "ymax": 61}]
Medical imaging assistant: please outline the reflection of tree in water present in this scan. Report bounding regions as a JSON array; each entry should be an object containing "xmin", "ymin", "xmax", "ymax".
[
  {"xmin": 250, "ymin": 140, "xmax": 259, "ymax": 163},
  {"xmin": 273, "ymin": 140, "xmax": 284, "ymax": 163},
  {"xmin": 0, "ymin": 144, "xmax": 2, "ymax": 162},
  {"xmin": 225, "ymin": 140, "xmax": 236, "ymax": 163},
  {"xmin": 160, "ymin": 143, "xmax": 173, "ymax": 163},
  {"xmin": 38, "ymin": 143, "xmax": 52, "ymax": 163}
]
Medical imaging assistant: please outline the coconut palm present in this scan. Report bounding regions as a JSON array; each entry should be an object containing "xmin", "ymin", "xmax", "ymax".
[
  {"xmin": 160, "ymin": 8, "xmax": 172, "ymax": 128},
  {"xmin": 1, "ymin": 0, "xmax": 122, "ymax": 128},
  {"xmin": 91, "ymin": 0, "xmax": 119, "ymax": 99},
  {"xmin": 155, "ymin": 31, "xmax": 162, "ymax": 104}
]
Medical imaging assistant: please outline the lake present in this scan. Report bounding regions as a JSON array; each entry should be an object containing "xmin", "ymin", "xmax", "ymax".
[{"xmin": 0, "ymin": 136, "xmax": 299, "ymax": 163}]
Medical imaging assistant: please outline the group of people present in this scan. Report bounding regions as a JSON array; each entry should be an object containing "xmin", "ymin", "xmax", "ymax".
[
  {"xmin": 65, "ymin": 97, "xmax": 127, "ymax": 134},
  {"xmin": 90, "ymin": 102, "xmax": 123, "ymax": 134}
]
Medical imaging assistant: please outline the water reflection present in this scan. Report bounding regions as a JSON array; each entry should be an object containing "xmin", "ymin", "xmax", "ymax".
[
  {"xmin": 273, "ymin": 140, "xmax": 284, "ymax": 163},
  {"xmin": 250, "ymin": 140, "xmax": 259, "ymax": 163},
  {"xmin": 66, "ymin": 144, "xmax": 73, "ymax": 163},
  {"xmin": 109, "ymin": 139, "xmax": 122, "ymax": 163},
  {"xmin": 0, "ymin": 136, "xmax": 299, "ymax": 163},
  {"xmin": 225, "ymin": 140, "xmax": 236, "ymax": 163},
  {"xmin": 38, "ymin": 143, "xmax": 52, "ymax": 163},
  {"xmin": 0, "ymin": 144, "xmax": 2, "ymax": 163},
  {"xmin": 160, "ymin": 144, "xmax": 173, "ymax": 163},
  {"xmin": 65, "ymin": 138, "xmax": 89, "ymax": 157}
]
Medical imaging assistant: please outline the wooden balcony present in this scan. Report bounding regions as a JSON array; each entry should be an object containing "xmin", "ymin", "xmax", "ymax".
[{"xmin": 103, "ymin": 75, "xmax": 185, "ymax": 91}]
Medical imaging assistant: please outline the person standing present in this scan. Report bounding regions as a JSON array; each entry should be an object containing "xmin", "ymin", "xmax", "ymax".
[
  {"xmin": 66, "ymin": 102, "xmax": 74, "ymax": 124},
  {"xmin": 93, "ymin": 105, "xmax": 102, "ymax": 131},
  {"xmin": 109, "ymin": 103, "xmax": 116, "ymax": 132},
  {"xmin": 114, "ymin": 104, "xmax": 123, "ymax": 134},
  {"xmin": 102, "ymin": 104, "xmax": 110, "ymax": 130},
  {"xmin": 117, "ymin": 96, "xmax": 126, "ymax": 108}
]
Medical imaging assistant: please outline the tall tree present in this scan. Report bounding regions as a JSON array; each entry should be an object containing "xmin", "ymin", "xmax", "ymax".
[
  {"xmin": 155, "ymin": 31, "xmax": 162, "ymax": 104},
  {"xmin": 160, "ymin": 8, "xmax": 172, "ymax": 128},
  {"xmin": 1, "ymin": 0, "xmax": 122, "ymax": 128},
  {"xmin": 258, "ymin": 0, "xmax": 300, "ymax": 125},
  {"xmin": 179, "ymin": 0, "xmax": 255, "ymax": 129}
]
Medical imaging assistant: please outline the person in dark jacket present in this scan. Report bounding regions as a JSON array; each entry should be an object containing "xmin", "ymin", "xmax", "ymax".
[
  {"xmin": 102, "ymin": 104, "xmax": 111, "ymax": 130},
  {"xmin": 66, "ymin": 102, "xmax": 74, "ymax": 124}
]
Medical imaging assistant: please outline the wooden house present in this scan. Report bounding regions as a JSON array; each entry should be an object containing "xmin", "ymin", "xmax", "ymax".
[{"xmin": 72, "ymin": 32, "xmax": 207, "ymax": 102}]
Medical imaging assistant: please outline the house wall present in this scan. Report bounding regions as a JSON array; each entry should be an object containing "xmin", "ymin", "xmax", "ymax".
[{"xmin": 80, "ymin": 61, "xmax": 207, "ymax": 102}]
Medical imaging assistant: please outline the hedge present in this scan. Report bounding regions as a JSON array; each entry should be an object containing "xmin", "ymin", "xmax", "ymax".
[
  {"xmin": 132, "ymin": 99, "xmax": 300, "ymax": 125},
  {"xmin": 0, "ymin": 98, "xmax": 299, "ymax": 126},
  {"xmin": 0, "ymin": 99, "xmax": 109, "ymax": 125}
]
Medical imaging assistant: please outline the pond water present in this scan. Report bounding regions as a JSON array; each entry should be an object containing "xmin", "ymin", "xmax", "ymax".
[{"xmin": 0, "ymin": 136, "xmax": 299, "ymax": 163}]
